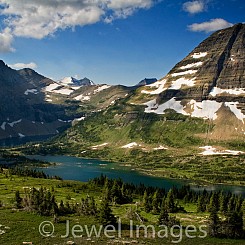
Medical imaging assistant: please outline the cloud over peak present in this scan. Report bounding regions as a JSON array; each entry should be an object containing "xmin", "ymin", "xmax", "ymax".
[
  {"xmin": 0, "ymin": 0, "xmax": 155, "ymax": 52},
  {"xmin": 188, "ymin": 18, "xmax": 233, "ymax": 33},
  {"xmin": 10, "ymin": 62, "xmax": 37, "ymax": 70}
]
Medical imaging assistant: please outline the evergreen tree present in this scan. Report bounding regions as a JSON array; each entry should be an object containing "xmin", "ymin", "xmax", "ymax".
[
  {"xmin": 97, "ymin": 198, "xmax": 116, "ymax": 226},
  {"xmin": 165, "ymin": 189, "xmax": 176, "ymax": 213},
  {"xmin": 227, "ymin": 195, "xmax": 235, "ymax": 212},
  {"xmin": 158, "ymin": 200, "xmax": 169, "ymax": 226},
  {"xmin": 222, "ymin": 211, "xmax": 244, "ymax": 239},
  {"xmin": 219, "ymin": 191, "xmax": 227, "ymax": 214},
  {"xmin": 241, "ymin": 200, "xmax": 245, "ymax": 230},
  {"xmin": 111, "ymin": 180, "xmax": 123, "ymax": 204},
  {"xmin": 143, "ymin": 190, "xmax": 151, "ymax": 213},
  {"xmin": 208, "ymin": 208, "xmax": 220, "ymax": 237},
  {"xmin": 208, "ymin": 193, "xmax": 219, "ymax": 212},
  {"xmin": 158, "ymin": 199, "xmax": 180, "ymax": 227},
  {"xmin": 15, "ymin": 190, "xmax": 22, "ymax": 209},
  {"xmin": 197, "ymin": 195, "xmax": 206, "ymax": 212},
  {"xmin": 59, "ymin": 200, "xmax": 66, "ymax": 215},
  {"xmin": 152, "ymin": 190, "xmax": 160, "ymax": 214}
]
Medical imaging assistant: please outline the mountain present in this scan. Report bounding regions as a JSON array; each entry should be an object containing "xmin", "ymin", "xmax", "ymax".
[
  {"xmin": 0, "ymin": 61, "xmax": 77, "ymax": 142},
  {"xmin": 136, "ymin": 78, "xmax": 157, "ymax": 87},
  {"xmin": 45, "ymin": 24, "xmax": 245, "ymax": 184},
  {"xmin": 58, "ymin": 76, "xmax": 95, "ymax": 86},
  {"xmin": 0, "ymin": 62, "xmax": 135, "ymax": 143},
  {"xmin": 132, "ymin": 23, "xmax": 245, "ymax": 140}
]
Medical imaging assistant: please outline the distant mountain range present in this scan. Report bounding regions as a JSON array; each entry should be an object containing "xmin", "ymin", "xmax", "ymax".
[
  {"xmin": 0, "ymin": 62, "xmax": 148, "ymax": 142},
  {"xmin": 2, "ymin": 23, "xmax": 245, "ymax": 153},
  {"xmin": 53, "ymin": 23, "xmax": 245, "ymax": 162}
]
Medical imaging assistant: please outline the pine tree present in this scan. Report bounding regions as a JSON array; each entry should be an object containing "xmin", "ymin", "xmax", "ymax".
[
  {"xmin": 152, "ymin": 190, "xmax": 160, "ymax": 214},
  {"xmin": 219, "ymin": 191, "xmax": 227, "ymax": 214},
  {"xmin": 208, "ymin": 193, "xmax": 219, "ymax": 212},
  {"xmin": 242, "ymin": 200, "xmax": 245, "ymax": 230},
  {"xmin": 227, "ymin": 195, "xmax": 235, "ymax": 212},
  {"xmin": 197, "ymin": 195, "xmax": 206, "ymax": 212},
  {"xmin": 208, "ymin": 208, "xmax": 220, "ymax": 237},
  {"xmin": 59, "ymin": 200, "xmax": 66, "ymax": 215},
  {"xmin": 165, "ymin": 189, "xmax": 176, "ymax": 213},
  {"xmin": 111, "ymin": 180, "xmax": 122, "ymax": 204},
  {"xmin": 97, "ymin": 198, "xmax": 116, "ymax": 226},
  {"xmin": 15, "ymin": 190, "xmax": 22, "ymax": 209},
  {"xmin": 223, "ymin": 211, "xmax": 244, "ymax": 238},
  {"xmin": 143, "ymin": 190, "xmax": 151, "ymax": 213},
  {"xmin": 158, "ymin": 199, "xmax": 180, "ymax": 227},
  {"xmin": 158, "ymin": 200, "xmax": 169, "ymax": 226}
]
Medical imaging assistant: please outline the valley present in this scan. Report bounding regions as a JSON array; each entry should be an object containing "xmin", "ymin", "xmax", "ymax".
[{"xmin": 1, "ymin": 22, "xmax": 245, "ymax": 244}]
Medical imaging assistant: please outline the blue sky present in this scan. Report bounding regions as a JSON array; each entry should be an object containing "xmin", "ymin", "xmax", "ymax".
[{"xmin": 0, "ymin": 0, "xmax": 244, "ymax": 85}]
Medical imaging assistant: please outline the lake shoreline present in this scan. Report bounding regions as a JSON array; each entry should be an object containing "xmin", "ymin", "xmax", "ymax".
[{"xmin": 26, "ymin": 154, "xmax": 245, "ymax": 196}]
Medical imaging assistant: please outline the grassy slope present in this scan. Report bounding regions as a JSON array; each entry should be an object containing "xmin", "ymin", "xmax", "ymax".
[
  {"xmin": 0, "ymin": 173, "xmax": 244, "ymax": 244},
  {"xmin": 21, "ymin": 97, "xmax": 245, "ymax": 185}
]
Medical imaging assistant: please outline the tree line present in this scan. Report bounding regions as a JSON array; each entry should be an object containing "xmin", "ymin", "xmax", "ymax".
[{"xmin": 10, "ymin": 173, "xmax": 245, "ymax": 239}]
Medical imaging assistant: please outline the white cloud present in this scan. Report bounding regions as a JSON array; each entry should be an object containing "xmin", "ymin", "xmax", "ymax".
[
  {"xmin": 0, "ymin": 28, "xmax": 14, "ymax": 52},
  {"xmin": 0, "ymin": 0, "xmax": 155, "ymax": 52},
  {"xmin": 183, "ymin": 1, "xmax": 205, "ymax": 14},
  {"xmin": 10, "ymin": 62, "xmax": 37, "ymax": 69},
  {"xmin": 188, "ymin": 18, "xmax": 233, "ymax": 33}
]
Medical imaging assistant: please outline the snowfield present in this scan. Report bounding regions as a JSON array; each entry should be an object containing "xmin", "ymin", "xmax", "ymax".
[
  {"xmin": 225, "ymin": 102, "xmax": 245, "ymax": 123},
  {"xmin": 199, "ymin": 146, "xmax": 244, "ymax": 155},
  {"xmin": 169, "ymin": 77, "xmax": 196, "ymax": 90},
  {"xmin": 144, "ymin": 98, "xmax": 188, "ymax": 115},
  {"xmin": 141, "ymin": 79, "xmax": 167, "ymax": 95},
  {"xmin": 179, "ymin": 62, "xmax": 203, "ymax": 70},
  {"xmin": 210, "ymin": 87, "xmax": 245, "ymax": 96},
  {"xmin": 121, "ymin": 142, "xmax": 138, "ymax": 149},
  {"xmin": 74, "ymin": 94, "xmax": 91, "ymax": 101},
  {"xmin": 171, "ymin": 70, "xmax": 197, "ymax": 77},
  {"xmin": 93, "ymin": 85, "xmax": 111, "ymax": 94},
  {"xmin": 189, "ymin": 100, "xmax": 222, "ymax": 120},
  {"xmin": 44, "ymin": 83, "xmax": 60, "ymax": 92}
]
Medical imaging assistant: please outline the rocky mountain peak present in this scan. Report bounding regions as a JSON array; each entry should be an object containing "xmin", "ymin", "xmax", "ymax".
[
  {"xmin": 136, "ymin": 78, "xmax": 157, "ymax": 87},
  {"xmin": 138, "ymin": 23, "xmax": 245, "ymax": 140}
]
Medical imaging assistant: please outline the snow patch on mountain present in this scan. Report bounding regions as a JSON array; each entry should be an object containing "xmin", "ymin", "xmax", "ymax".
[
  {"xmin": 121, "ymin": 142, "xmax": 138, "ymax": 149},
  {"xmin": 189, "ymin": 100, "xmax": 222, "ymax": 120},
  {"xmin": 153, "ymin": 145, "xmax": 168, "ymax": 150},
  {"xmin": 93, "ymin": 85, "xmax": 111, "ymax": 94},
  {"xmin": 74, "ymin": 94, "xmax": 91, "ymax": 101},
  {"xmin": 144, "ymin": 99, "xmax": 225, "ymax": 120},
  {"xmin": 53, "ymin": 88, "xmax": 74, "ymax": 95},
  {"xmin": 192, "ymin": 52, "xmax": 207, "ymax": 59},
  {"xmin": 24, "ymin": 89, "xmax": 38, "ymax": 95},
  {"xmin": 225, "ymin": 102, "xmax": 245, "ymax": 123},
  {"xmin": 59, "ymin": 77, "xmax": 77, "ymax": 85},
  {"xmin": 141, "ymin": 79, "xmax": 167, "ymax": 95},
  {"xmin": 199, "ymin": 146, "xmax": 244, "ymax": 155},
  {"xmin": 171, "ymin": 70, "xmax": 197, "ymax": 77},
  {"xmin": 91, "ymin": 143, "xmax": 108, "ymax": 149},
  {"xmin": 145, "ymin": 98, "xmax": 188, "ymax": 115},
  {"xmin": 1, "ymin": 122, "xmax": 6, "ymax": 130},
  {"xmin": 8, "ymin": 119, "xmax": 22, "ymax": 127},
  {"xmin": 169, "ymin": 77, "xmax": 196, "ymax": 90},
  {"xmin": 45, "ymin": 83, "xmax": 60, "ymax": 92},
  {"xmin": 210, "ymin": 87, "xmax": 245, "ymax": 96},
  {"xmin": 179, "ymin": 62, "xmax": 203, "ymax": 70}
]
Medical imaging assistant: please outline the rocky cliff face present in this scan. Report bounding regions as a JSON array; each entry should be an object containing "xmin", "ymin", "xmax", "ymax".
[
  {"xmin": 0, "ymin": 61, "xmax": 74, "ymax": 141},
  {"xmin": 135, "ymin": 23, "xmax": 245, "ymax": 140}
]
